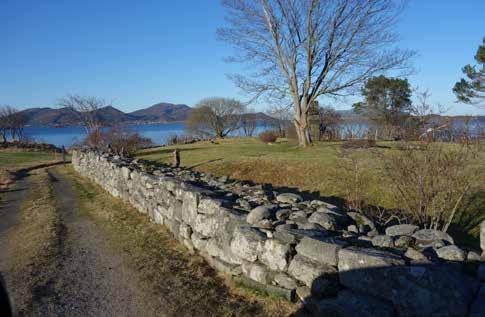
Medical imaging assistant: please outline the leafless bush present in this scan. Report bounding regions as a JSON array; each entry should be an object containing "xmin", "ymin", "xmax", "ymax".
[
  {"xmin": 333, "ymin": 148, "xmax": 377, "ymax": 211},
  {"xmin": 259, "ymin": 130, "xmax": 278, "ymax": 144},
  {"xmin": 380, "ymin": 142, "xmax": 482, "ymax": 232},
  {"xmin": 86, "ymin": 125, "xmax": 153, "ymax": 156}
]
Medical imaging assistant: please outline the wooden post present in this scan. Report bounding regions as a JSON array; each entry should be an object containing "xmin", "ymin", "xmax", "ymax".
[
  {"xmin": 62, "ymin": 146, "xmax": 66, "ymax": 166},
  {"xmin": 173, "ymin": 149, "xmax": 180, "ymax": 168}
]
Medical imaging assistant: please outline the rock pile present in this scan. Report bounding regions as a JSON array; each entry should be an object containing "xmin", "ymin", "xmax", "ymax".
[{"xmin": 73, "ymin": 149, "xmax": 485, "ymax": 317}]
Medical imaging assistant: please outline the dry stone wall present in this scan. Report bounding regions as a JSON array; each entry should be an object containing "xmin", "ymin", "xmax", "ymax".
[{"xmin": 72, "ymin": 149, "xmax": 485, "ymax": 317}]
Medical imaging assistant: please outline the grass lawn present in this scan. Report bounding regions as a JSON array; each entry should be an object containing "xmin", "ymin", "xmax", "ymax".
[
  {"xmin": 138, "ymin": 138, "xmax": 394, "ymax": 207},
  {"xmin": 0, "ymin": 150, "xmax": 66, "ymax": 189},
  {"xmin": 0, "ymin": 151, "xmax": 61, "ymax": 168}
]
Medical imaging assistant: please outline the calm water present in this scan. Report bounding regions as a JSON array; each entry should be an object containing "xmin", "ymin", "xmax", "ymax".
[
  {"xmin": 23, "ymin": 123, "xmax": 186, "ymax": 147},
  {"xmin": 23, "ymin": 123, "xmax": 270, "ymax": 147}
]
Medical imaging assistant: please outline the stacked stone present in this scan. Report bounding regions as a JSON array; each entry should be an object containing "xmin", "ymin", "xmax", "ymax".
[{"xmin": 72, "ymin": 149, "xmax": 485, "ymax": 317}]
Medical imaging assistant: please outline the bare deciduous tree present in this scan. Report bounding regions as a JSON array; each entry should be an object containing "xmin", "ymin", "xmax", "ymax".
[
  {"xmin": 58, "ymin": 95, "xmax": 110, "ymax": 134},
  {"xmin": 0, "ymin": 105, "xmax": 26, "ymax": 142},
  {"xmin": 219, "ymin": 0, "xmax": 414, "ymax": 146},
  {"xmin": 186, "ymin": 97, "xmax": 244, "ymax": 138},
  {"xmin": 241, "ymin": 108, "xmax": 259, "ymax": 136},
  {"xmin": 265, "ymin": 104, "xmax": 293, "ymax": 137}
]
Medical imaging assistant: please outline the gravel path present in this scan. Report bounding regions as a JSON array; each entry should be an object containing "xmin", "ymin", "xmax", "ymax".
[
  {"xmin": 0, "ymin": 169, "xmax": 166, "ymax": 316},
  {"xmin": 0, "ymin": 175, "xmax": 29, "ymax": 267}
]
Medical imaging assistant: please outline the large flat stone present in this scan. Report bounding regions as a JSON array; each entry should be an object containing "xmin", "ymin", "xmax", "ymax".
[
  {"xmin": 230, "ymin": 226, "xmax": 266, "ymax": 262},
  {"xmin": 338, "ymin": 247, "xmax": 405, "ymax": 272},
  {"xmin": 260, "ymin": 239, "xmax": 290, "ymax": 271},
  {"xmin": 385, "ymin": 224, "xmax": 419, "ymax": 237},
  {"xmin": 287, "ymin": 254, "xmax": 337, "ymax": 287},
  {"xmin": 295, "ymin": 237, "xmax": 347, "ymax": 267},
  {"xmin": 412, "ymin": 229, "xmax": 454, "ymax": 245}
]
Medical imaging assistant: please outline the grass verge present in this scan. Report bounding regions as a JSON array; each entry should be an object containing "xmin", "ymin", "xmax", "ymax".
[
  {"xmin": 3, "ymin": 169, "xmax": 62, "ymax": 315},
  {"xmin": 59, "ymin": 166, "xmax": 297, "ymax": 316}
]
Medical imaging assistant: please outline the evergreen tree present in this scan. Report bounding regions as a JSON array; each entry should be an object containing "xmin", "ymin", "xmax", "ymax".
[
  {"xmin": 353, "ymin": 75, "xmax": 412, "ymax": 127},
  {"xmin": 453, "ymin": 38, "xmax": 485, "ymax": 108}
]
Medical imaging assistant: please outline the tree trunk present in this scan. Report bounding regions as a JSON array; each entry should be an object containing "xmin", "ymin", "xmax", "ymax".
[{"xmin": 294, "ymin": 119, "xmax": 312, "ymax": 147}]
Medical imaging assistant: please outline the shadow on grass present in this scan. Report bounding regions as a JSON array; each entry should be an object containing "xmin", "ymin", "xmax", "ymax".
[{"xmin": 449, "ymin": 190, "xmax": 485, "ymax": 250}]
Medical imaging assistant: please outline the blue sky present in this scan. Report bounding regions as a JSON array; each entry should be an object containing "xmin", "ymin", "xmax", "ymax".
[{"xmin": 1, "ymin": 0, "xmax": 484, "ymax": 115}]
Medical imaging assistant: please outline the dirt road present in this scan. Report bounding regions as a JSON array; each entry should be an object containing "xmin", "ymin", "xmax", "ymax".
[{"xmin": 0, "ymin": 169, "xmax": 165, "ymax": 316}]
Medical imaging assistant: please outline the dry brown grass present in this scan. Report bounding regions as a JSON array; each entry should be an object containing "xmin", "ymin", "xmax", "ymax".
[
  {"xmin": 61, "ymin": 167, "xmax": 297, "ymax": 317},
  {"xmin": 4, "ymin": 169, "xmax": 61, "ymax": 314}
]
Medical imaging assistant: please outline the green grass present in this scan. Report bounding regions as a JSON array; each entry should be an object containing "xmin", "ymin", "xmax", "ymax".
[
  {"xmin": 138, "ymin": 138, "xmax": 391, "ymax": 206},
  {"xmin": 0, "ymin": 151, "xmax": 59, "ymax": 167}
]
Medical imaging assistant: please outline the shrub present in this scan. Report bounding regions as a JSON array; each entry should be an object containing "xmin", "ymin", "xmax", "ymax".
[
  {"xmin": 380, "ymin": 142, "xmax": 482, "ymax": 232},
  {"xmin": 85, "ymin": 125, "xmax": 153, "ymax": 156},
  {"xmin": 333, "ymin": 148, "xmax": 378, "ymax": 211},
  {"xmin": 259, "ymin": 130, "xmax": 278, "ymax": 143}
]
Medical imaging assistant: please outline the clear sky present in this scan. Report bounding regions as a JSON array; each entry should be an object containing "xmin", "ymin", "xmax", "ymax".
[{"xmin": 1, "ymin": 0, "xmax": 484, "ymax": 115}]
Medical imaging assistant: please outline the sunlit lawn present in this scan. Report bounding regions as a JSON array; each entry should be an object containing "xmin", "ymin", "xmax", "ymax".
[{"xmin": 0, "ymin": 151, "xmax": 60, "ymax": 168}]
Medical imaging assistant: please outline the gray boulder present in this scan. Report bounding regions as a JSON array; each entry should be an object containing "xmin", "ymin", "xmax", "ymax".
[
  {"xmin": 247, "ymin": 205, "xmax": 274, "ymax": 225},
  {"xmin": 260, "ymin": 238, "xmax": 290, "ymax": 271},
  {"xmin": 296, "ymin": 237, "xmax": 347, "ymax": 267},
  {"xmin": 273, "ymin": 273, "xmax": 298, "ymax": 290},
  {"xmin": 467, "ymin": 251, "xmax": 482, "ymax": 262},
  {"xmin": 308, "ymin": 212, "xmax": 337, "ymax": 230},
  {"xmin": 230, "ymin": 226, "xmax": 266, "ymax": 262},
  {"xmin": 412, "ymin": 229, "xmax": 454, "ymax": 246},
  {"xmin": 435, "ymin": 245, "xmax": 466, "ymax": 262},
  {"xmin": 275, "ymin": 209, "xmax": 291, "ymax": 221},
  {"xmin": 289, "ymin": 210, "xmax": 308, "ymax": 222},
  {"xmin": 394, "ymin": 235, "xmax": 413, "ymax": 248},
  {"xmin": 241, "ymin": 262, "xmax": 268, "ymax": 284},
  {"xmin": 371, "ymin": 235, "xmax": 394, "ymax": 248},
  {"xmin": 404, "ymin": 248, "xmax": 431, "ymax": 264},
  {"xmin": 347, "ymin": 212, "xmax": 376, "ymax": 232},
  {"xmin": 338, "ymin": 247, "xmax": 405, "ymax": 273},
  {"xmin": 288, "ymin": 254, "xmax": 337, "ymax": 287},
  {"xmin": 385, "ymin": 224, "xmax": 419, "ymax": 237},
  {"xmin": 276, "ymin": 193, "xmax": 303, "ymax": 204}
]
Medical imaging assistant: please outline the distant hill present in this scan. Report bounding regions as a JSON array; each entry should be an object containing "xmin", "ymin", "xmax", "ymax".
[
  {"xmin": 19, "ymin": 107, "xmax": 79, "ymax": 127},
  {"xmin": 19, "ymin": 103, "xmax": 191, "ymax": 127},
  {"xmin": 129, "ymin": 103, "xmax": 191, "ymax": 123}
]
